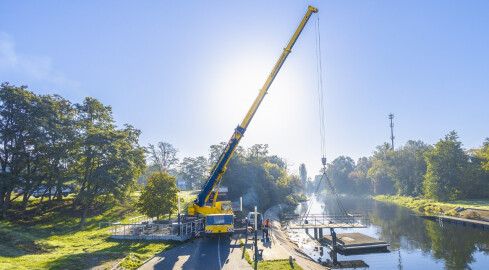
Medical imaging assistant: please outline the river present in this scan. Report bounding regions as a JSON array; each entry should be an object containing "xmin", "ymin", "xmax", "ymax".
[{"xmin": 289, "ymin": 195, "xmax": 489, "ymax": 270}]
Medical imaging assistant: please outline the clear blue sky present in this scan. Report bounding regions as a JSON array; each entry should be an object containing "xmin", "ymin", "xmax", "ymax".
[{"xmin": 1, "ymin": 0, "xmax": 488, "ymax": 176}]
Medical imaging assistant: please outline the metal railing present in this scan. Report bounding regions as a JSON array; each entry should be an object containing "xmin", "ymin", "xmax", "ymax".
[
  {"xmin": 286, "ymin": 213, "xmax": 369, "ymax": 227},
  {"xmin": 103, "ymin": 217, "xmax": 204, "ymax": 240},
  {"xmin": 128, "ymin": 215, "xmax": 153, "ymax": 224}
]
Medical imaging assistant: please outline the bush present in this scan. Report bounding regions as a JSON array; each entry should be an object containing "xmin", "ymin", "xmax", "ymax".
[
  {"xmin": 444, "ymin": 209, "xmax": 458, "ymax": 216},
  {"xmin": 466, "ymin": 211, "xmax": 481, "ymax": 219},
  {"xmin": 424, "ymin": 205, "xmax": 442, "ymax": 215}
]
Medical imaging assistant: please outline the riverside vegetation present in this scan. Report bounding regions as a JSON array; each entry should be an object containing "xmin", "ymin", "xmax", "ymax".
[{"xmin": 306, "ymin": 132, "xmax": 489, "ymax": 209}]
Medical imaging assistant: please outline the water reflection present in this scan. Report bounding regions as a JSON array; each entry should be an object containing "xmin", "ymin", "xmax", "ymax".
[{"xmin": 293, "ymin": 195, "xmax": 489, "ymax": 269}]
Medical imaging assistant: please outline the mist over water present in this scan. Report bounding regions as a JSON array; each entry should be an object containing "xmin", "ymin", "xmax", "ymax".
[{"xmin": 290, "ymin": 194, "xmax": 489, "ymax": 270}]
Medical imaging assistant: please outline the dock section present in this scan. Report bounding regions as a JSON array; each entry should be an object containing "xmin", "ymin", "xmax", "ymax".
[
  {"xmin": 421, "ymin": 215, "xmax": 489, "ymax": 229},
  {"xmin": 322, "ymin": 232, "xmax": 389, "ymax": 254}
]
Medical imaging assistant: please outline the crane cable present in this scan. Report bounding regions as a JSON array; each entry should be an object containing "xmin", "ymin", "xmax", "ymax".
[
  {"xmin": 315, "ymin": 15, "xmax": 327, "ymax": 160},
  {"xmin": 299, "ymin": 15, "xmax": 354, "ymax": 226},
  {"xmin": 299, "ymin": 15, "xmax": 326, "ymax": 226}
]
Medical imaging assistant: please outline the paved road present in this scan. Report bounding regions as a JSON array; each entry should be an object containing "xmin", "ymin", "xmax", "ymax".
[{"xmin": 139, "ymin": 235, "xmax": 251, "ymax": 270}]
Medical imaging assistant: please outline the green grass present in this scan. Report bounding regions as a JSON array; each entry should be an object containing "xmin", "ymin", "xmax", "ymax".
[
  {"xmin": 0, "ymin": 193, "xmax": 183, "ymax": 270},
  {"xmin": 239, "ymin": 240, "xmax": 303, "ymax": 270},
  {"xmin": 178, "ymin": 190, "xmax": 199, "ymax": 212},
  {"xmin": 374, "ymin": 195, "xmax": 489, "ymax": 214}
]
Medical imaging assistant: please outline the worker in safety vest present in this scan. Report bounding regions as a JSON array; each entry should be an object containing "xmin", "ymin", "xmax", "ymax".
[{"xmin": 263, "ymin": 218, "xmax": 271, "ymax": 241}]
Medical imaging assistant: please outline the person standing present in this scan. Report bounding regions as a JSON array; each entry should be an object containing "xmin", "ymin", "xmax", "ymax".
[{"xmin": 263, "ymin": 218, "xmax": 271, "ymax": 242}]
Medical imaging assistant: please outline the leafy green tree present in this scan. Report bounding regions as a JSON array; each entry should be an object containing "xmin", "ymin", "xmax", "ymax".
[
  {"xmin": 135, "ymin": 172, "xmax": 178, "ymax": 220},
  {"xmin": 148, "ymin": 142, "xmax": 179, "ymax": 172},
  {"xmin": 349, "ymin": 157, "xmax": 372, "ymax": 195},
  {"xmin": 386, "ymin": 140, "xmax": 431, "ymax": 196},
  {"xmin": 247, "ymin": 144, "xmax": 268, "ymax": 159},
  {"xmin": 327, "ymin": 156, "xmax": 355, "ymax": 194},
  {"xmin": 179, "ymin": 156, "xmax": 208, "ymax": 190},
  {"xmin": 137, "ymin": 164, "xmax": 160, "ymax": 186},
  {"xmin": 268, "ymin": 155, "xmax": 287, "ymax": 170},
  {"xmin": 37, "ymin": 94, "xmax": 77, "ymax": 202},
  {"xmin": 0, "ymin": 83, "xmax": 42, "ymax": 216},
  {"xmin": 477, "ymin": 139, "xmax": 489, "ymax": 172},
  {"xmin": 459, "ymin": 142, "xmax": 489, "ymax": 198},
  {"xmin": 424, "ymin": 131, "xmax": 468, "ymax": 201},
  {"xmin": 73, "ymin": 98, "xmax": 145, "ymax": 226},
  {"xmin": 299, "ymin": 163, "xmax": 307, "ymax": 188},
  {"xmin": 368, "ymin": 143, "xmax": 396, "ymax": 195}
]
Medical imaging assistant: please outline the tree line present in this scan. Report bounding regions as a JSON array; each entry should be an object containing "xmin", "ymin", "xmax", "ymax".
[
  {"xmin": 309, "ymin": 131, "xmax": 489, "ymax": 201},
  {"xmin": 141, "ymin": 141, "xmax": 304, "ymax": 212},
  {"xmin": 0, "ymin": 83, "xmax": 146, "ymax": 225}
]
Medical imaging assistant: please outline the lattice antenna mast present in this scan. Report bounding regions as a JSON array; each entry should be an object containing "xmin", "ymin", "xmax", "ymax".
[{"xmin": 389, "ymin": 113, "xmax": 395, "ymax": 150}]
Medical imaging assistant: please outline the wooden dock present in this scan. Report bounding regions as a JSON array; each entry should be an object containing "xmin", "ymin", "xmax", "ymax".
[
  {"xmin": 421, "ymin": 215, "xmax": 489, "ymax": 229},
  {"xmin": 322, "ymin": 233, "xmax": 389, "ymax": 254}
]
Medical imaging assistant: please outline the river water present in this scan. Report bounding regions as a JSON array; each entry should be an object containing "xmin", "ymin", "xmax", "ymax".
[{"xmin": 288, "ymin": 195, "xmax": 489, "ymax": 270}]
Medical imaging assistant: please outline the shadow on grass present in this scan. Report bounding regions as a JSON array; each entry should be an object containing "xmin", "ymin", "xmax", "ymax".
[
  {"xmin": 46, "ymin": 238, "xmax": 180, "ymax": 270},
  {"xmin": 0, "ymin": 198, "xmax": 139, "ymax": 257}
]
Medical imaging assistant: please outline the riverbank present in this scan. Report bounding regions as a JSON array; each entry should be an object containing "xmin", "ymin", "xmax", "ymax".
[
  {"xmin": 373, "ymin": 195, "xmax": 489, "ymax": 220},
  {"xmin": 262, "ymin": 204, "xmax": 326, "ymax": 270}
]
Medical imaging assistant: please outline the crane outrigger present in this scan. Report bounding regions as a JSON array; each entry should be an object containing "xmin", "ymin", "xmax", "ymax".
[{"xmin": 188, "ymin": 6, "xmax": 318, "ymax": 235}]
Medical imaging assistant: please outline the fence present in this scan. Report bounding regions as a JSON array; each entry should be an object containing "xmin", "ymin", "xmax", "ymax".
[
  {"xmin": 128, "ymin": 215, "xmax": 154, "ymax": 224},
  {"xmin": 104, "ymin": 218, "xmax": 204, "ymax": 241},
  {"xmin": 285, "ymin": 213, "xmax": 370, "ymax": 228}
]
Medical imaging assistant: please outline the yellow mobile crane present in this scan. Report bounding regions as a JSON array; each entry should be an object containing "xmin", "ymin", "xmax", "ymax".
[{"xmin": 189, "ymin": 6, "xmax": 318, "ymax": 235}]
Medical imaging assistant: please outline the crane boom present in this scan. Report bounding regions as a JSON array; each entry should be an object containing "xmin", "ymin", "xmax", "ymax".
[{"xmin": 189, "ymin": 6, "xmax": 318, "ymax": 216}]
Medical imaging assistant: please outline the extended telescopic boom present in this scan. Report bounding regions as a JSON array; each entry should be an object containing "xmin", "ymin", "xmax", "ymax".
[{"xmin": 190, "ymin": 6, "xmax": 318, "ymax": 213}]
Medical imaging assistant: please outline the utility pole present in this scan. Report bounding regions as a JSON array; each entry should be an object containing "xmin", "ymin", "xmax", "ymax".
[
  {"xmin": 254, "ymin": 206, "xmax": 258, "ymax": 270},
  {"xmin": 389, "ymin": 113, "xmax": 395, "ymax": 150}
]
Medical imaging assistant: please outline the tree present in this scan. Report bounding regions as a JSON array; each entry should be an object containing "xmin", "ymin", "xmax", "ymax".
[
  {"xmin": 368, "ymin": 143, "xmax": 396, "ymax": 195},
  {"xmin": 37, "ymin": 94, "xmax": 77, "ymax": 202},
  {"xmin": 349, "ymin": 157, "xmax": 372, "ymax": 195},
  {"xmin": 424, "ymin": 131, "xmax": 468, "ymax": 201},
  {"xmin": 208, "ymin": 142, "xmax": 244, "ymax": 166},
  {"xmin": 247, "ymin": 144, "xmax": 269, "ymax": 159},
  {"xmin": 179, "ymin": 156, "xmax": 208, "ymax": 190},
  {"xmin": 73, "ymin": 98, "xmax": 145, "ymax": 226},
  {"xmin": 135, "ymin": 172, "xmax": 178, "ymax": 220},
  {"xmin": 469, "ymin": 139, "xmax": 489, "ymax": 197},
  {"xmin": 327, "ymin": 156, "xmax": 355, "ymax": 194},
  {"xmin": 477, "ymin": 139, "xmax": 489, "ymax": 172},
  {"xmin": 148, "ymin": 142, "xmax": 179, "ymax": 172},
  {"xmin": 268, "ymin": 155, "xmax": 287, "ymax": 170},
  {"xmin": 0, "ymin": 83, "xmax": 42, "ymax": 217},
  {"xmin": 385, "ymin": 140, "xmax": 431, "ymax": 196},
  {"xmin": 299, "ymin": 163, "xmax": 307, "ymax": 188}
]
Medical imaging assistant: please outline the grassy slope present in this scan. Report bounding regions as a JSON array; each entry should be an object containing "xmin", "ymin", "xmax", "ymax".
[
  {"xmin": 0, "ymin": 192, "xmax": 192, "ymax": 270},
  {"xmin": 374, "ymin": 195, "xmax": 489, "ymax": 214}
]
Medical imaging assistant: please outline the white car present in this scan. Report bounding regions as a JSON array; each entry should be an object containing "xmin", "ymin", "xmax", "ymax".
[{"xmin": 246, "ymin": 212, "xmax": 263, "ymax": 229}]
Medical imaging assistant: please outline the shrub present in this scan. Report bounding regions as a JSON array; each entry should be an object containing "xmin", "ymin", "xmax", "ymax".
[
  {"xmin": 444, "ymin": 209, "xmax": 458, "ymax": 216},
  {"xmin": 424, "ymin": 205, "xmax": 442, "ymax": 215},
  {"xmin": 466, "ymin": 211, "xmax": 480, "ymax": 219}
]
